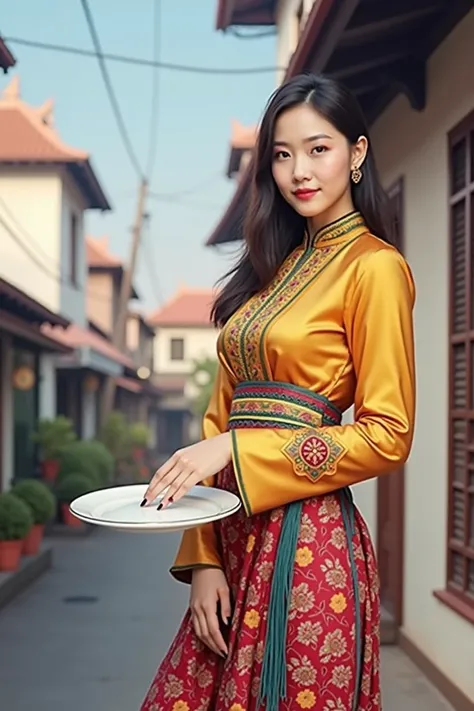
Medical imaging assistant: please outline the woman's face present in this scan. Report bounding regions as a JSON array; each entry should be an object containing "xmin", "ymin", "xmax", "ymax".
[{"xmin": 271, "ymin": 103, "xmax": 367, "ymax": 230}]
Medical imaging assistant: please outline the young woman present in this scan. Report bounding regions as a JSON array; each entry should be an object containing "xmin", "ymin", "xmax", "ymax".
[{"xmin": 140, "ymin": 73, "xmax": 415, "ymax": 711}]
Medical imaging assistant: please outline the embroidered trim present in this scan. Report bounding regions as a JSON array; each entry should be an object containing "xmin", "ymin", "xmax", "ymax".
[
  {"xmin": 282, "ymin": 428, "xmax": 346, "ymax": 482},
  {"xmin": 221, "ymin": 241, "xmax": 356, "ymax": 382},
  {"xmin": 313, "ymin": 211, "xmax": 367, "ymax": 246},
  {"xmin": 228, "ymin": 381, "xmax": 342, "ymax": 430}
]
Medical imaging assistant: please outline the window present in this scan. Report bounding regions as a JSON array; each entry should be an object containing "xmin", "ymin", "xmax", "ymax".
[
  {"xmin": 445, "ymin": 111, "xmax": 474, "ymax": 616},
  {"xmin": 170, "ymin": 337, "xmax": 185, "ymax": 361},
  {"xmin": 69, "ymin": 212, "xmax": 78, "ymax": 285}
]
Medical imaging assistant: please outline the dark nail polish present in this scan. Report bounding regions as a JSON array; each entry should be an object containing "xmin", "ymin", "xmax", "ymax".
[
  {"xmin": 221, "ymin": 650, "xmax": 227, "ymax": 658},
  {"xmin": 169, "ymin": 496, "xmax": 174, "ymax": 503},
  {"xmin": 157, "ymin": 503, "xmax": 163, "ymax": 511},
  {"xmin": 140, "ymin": 499, "xmax": 147, "ymax": 507}
]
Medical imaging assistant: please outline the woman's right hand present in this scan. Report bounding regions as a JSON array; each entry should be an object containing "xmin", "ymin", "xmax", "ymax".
[{"xmin": 190, "ymin": 568, "xmax": 231, "ymax": 658}]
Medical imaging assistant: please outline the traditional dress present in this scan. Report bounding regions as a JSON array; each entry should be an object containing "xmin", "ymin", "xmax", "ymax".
[{"xmin": 141, "ymin": 211, "xmax": 416, "ymax": 711}]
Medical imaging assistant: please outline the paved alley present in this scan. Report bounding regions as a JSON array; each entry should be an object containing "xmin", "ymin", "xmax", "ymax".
[{"xmin": 0, "ymin": 529, "xmax": 454, "ymax": 711}]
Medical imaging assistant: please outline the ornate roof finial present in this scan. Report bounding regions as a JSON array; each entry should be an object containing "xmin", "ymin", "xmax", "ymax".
[
  {"xmin": 36, "ymin": 98, "xmax": 55, "ymax": 127},
  {"xmin": 2, "ymin": 74, "xmax": 20, "ymax": 101}
]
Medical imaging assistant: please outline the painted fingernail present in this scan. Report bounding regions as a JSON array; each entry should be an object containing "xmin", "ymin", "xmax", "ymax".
[
  {"xmin": 140, "ymin": 499, "xmax": 147, "ymax": 507},
  {"xmin": 157, "ymin": 503, "xmax": 163, "ymax": 511},
  {"xmin": 221, "ymin": 650, "xmax": 227, "ymax": 657},
  {"xmin": 169, "ymin": 496, "xmax": 174, "ymax": 503}
]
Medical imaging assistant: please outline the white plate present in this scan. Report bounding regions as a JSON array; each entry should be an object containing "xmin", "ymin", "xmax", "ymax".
[{"xmin": 69, "ymin": 484, "xmax": 241, "ymax": 532}]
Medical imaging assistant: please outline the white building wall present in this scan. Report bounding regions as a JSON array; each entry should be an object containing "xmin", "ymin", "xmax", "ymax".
[
  {"xmin": 370, "ymin": 10, "xmax": 474, "ymax": 702},
  {"xmin": 0, "ymin": 167, "xmax": 62, "ymax": 312},
  {"xmin": 0, "ymin": 166, "xmax": 88, "ymax": 326},
  {"xmin": 275, "ymin": 0, "xmax": 317, "ymax": 83},
  {"xmin": 153, "ymin": 326, "xmax": 219, "ymax": 375},
  {"xmin": 58, "ymin": 171, "xmax": 87, "ymax": 326}
]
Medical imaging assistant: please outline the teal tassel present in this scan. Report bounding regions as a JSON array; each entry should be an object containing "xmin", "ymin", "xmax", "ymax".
[
  {"xmin": 339, "ymin": 488, "xmax": 362, "ymax": 711},
  {"xmin": 258, "ymin": 500, "xmax": 302, "ymax": 711}
]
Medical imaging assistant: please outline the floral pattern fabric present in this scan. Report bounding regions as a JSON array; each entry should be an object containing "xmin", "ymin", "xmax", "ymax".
[{"xmin": 140, "ymin": 462, "xmax": 381, "ymax": 710}]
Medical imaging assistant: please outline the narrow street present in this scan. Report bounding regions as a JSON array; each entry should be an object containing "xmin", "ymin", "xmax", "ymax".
[{"xmin": 0, "ymin": 529, "xmax": 454, "ymax": 711}]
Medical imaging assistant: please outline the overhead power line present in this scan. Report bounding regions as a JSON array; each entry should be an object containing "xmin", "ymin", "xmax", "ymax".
[
  {"xmin": 6, "ymin": 36, "xmax": 282, "ymax": 75},
  {"xmin": 79, "ymin": 0, "xmax": 144, "ymax": 179}
]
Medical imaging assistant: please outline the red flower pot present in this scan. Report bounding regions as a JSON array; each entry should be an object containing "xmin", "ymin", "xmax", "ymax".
[
  {"xmin": 41, "ymin": 459, "xmax": 60, "ymax": 483},
  {"xmin": 22, "ymin": 524, "xmax": 45, "ymax": 556},
  {"xmin": 0, "ymin": 540, "xmax": 23, "ymax": 572},
  {"xmin": 132, "ymin": 447, "xmax": 145, "ymax": 462},
  {"xmin": 61, "ymin": 503, "xmax": 83, "ymax": 528}
]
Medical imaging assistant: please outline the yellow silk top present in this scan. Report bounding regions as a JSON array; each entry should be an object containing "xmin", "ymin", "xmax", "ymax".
[{"xmin": 171, "ymin": 211, "xmax": 416, "ymax": 583}]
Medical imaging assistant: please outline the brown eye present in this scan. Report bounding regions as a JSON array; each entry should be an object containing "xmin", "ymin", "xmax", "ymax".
[{"xmin": 312, "ymin": 145, "xmax": 328, "ymax": 154}]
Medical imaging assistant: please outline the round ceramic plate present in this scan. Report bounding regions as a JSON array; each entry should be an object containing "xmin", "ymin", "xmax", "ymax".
[{"xmin": 69, "ymin": 484, "xmax": 241, "ymax": 532}]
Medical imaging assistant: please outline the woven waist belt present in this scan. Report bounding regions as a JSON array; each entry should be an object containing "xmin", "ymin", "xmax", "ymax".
[{"xmin": 227, "ymin": 381, "xmax": 361, "ymax": 711}]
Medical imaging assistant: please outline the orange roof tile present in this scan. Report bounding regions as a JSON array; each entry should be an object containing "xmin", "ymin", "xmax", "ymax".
[
  {"xmin": 116, "ymin": 376, "xmax": 142, "ymax": 393},
  {"xmin": 41, "ymin": 323, "xmax": 134, "ymax": 368},
  {"xmin": 0, "ymin": 76, "xmax": 110, "ymax": 210},
  {"xmin": 86, "ymin": 236, "xmax": 122, "ymax": 268},
  {"xmin": 148, "ymin": 286, "xmax": 217, "ymax": 327},
  {"xmin": 230, "ymin": 120, "xmax": 258, "ymax": 150}
]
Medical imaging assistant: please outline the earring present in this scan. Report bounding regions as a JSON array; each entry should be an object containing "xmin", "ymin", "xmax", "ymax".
[{"xmin": 351, "ymin": 166, "xmax": 362, "ymax": 184}]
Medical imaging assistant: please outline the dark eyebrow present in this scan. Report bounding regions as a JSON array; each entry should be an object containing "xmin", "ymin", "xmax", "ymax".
[{"xmin": 273, "ymin": 133, "xmax": 332, "ymax": 147}]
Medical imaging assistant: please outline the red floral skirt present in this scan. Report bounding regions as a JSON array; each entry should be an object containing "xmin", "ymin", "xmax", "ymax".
[{"xmin": 140, "ymin": 462, "xmax": 381, "ymax": 711}]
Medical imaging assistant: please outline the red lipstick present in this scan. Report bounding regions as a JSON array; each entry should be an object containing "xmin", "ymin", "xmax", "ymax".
[{"xmin": 293, "ymin": 188, "xmax": 319, "ymax": 201}]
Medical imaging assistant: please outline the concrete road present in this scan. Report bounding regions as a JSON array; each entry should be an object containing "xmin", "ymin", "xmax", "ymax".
[{"xmin": 0, "ymin": 528, "xmax": 453, "ymax": 710}]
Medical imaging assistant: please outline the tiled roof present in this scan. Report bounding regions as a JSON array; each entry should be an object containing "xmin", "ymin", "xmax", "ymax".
[
  {"xmin": 230, "ymin": 120, "xmax": 257, "ymax": 150},
  {"xmin": 86, "ymin": 236, "xmax": 122, "ymax": 268},
  {"xmin": 116, "ymin": 376, "xmax": 142, "ymax": 393},
  {"xmin": 0, "ymin": 76, "xmax": 110, "ymax": 210},
  {"xmin": 148, "ymin": 286, "xmax": 216, "ymax": 327},
  {"xmin": 41, "ymin": 323, "xmax": 134, "ymax": 368}
]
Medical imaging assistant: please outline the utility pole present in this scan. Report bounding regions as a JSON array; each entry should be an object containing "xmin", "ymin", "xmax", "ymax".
[{"xmin": 101, "ymin": 178, "xmax": 149, "ymax": 425}]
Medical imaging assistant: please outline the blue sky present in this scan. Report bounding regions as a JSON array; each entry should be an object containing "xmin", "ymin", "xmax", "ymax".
[{"xmin": 1, "ymin": 0, "xmax": 276, "ymax": 308}]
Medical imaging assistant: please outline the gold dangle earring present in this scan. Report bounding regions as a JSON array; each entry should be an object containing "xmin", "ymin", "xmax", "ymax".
[{"xmin": 351, "ymin": 165, "xmax": 362, "ymax": 184}]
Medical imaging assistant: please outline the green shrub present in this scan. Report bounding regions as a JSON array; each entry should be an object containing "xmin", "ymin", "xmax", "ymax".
[
  {"xmin": 99, "ymin": 411, "xmax": 132, "ymax": 462},
  {"xmin": 12, "ymin": 479, "xmax": 56, "ymax": 525},
  {"xmin": 56, "ymin": 473, "xmax": 94, "ymax": 503},
  {"xmin": 129, "ymin": 423, "xmax": 150, "ymax": 448},
  {"xmin": 58, "ymin": 440, "xmax": 113, "ymax": 488},
  {"xmin": 0, "ymin": 492, "xmax": 34, "ymax": 541},
  {"xmin": 32, "ymin": 416, "xmax": 76, "ymax": 459},
  {"xmin": 79, "ymin": 440, "xmax": 114, "ymax": 486}
]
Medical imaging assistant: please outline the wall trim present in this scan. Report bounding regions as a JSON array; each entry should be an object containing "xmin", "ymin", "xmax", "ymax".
[{"xmin": 399, "ymin": 632, "xmax": 474, "ymax": 711}]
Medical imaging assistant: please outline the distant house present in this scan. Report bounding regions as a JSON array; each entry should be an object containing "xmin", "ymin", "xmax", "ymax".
[
  {"xmin": 0, "ymin": 76, "xmax": 132, "ymax": 443},
  {"xmin": 227, "ymin": 120, "xmax": 257, "ymax": 180},
  {"xmin": 213, "ymin": 2, "xmax": 474, "ymax": 709},
  {"xmin": 86, "ymin": 236, "xmax": 159, "ymax": 428},
  {"xmin": 148, "ymin": 287, "xmax": 219, "ymax": 455},
  {"xmin": 0, "ymin": 279, "xmax": 71, "ymax": 489}
]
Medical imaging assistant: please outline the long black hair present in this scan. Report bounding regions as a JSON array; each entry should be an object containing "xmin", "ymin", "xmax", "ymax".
[{"xmin": 212, "ymin": 73, "xmax": 391, "ymax": 327}]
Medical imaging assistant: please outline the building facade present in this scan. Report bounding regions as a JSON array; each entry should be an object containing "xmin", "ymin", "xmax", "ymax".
[
  {"xmin": 148, "ymin": 287, "xmax": 219, "ymax": 456},
  {"xmin": 212, "ymin": 1, "xmax": 474, "ymax": 708}
]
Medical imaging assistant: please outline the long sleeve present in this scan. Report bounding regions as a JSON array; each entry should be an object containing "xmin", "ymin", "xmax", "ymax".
[
  {"xmin": 170, "ymin": 364, "xmax": 234, "ymax": 583},
  {"xmin": 231, "ymin": 247, "xmax": 416, "ymax": 516}
]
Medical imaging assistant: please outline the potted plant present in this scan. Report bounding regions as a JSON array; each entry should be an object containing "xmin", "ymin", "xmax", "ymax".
[
  {"xmin": 32, "ymin": 416, "xmax": 77, "ymax": 483},
  {"xmin": 12, "ymin": 480, "xmax": 56, "ymax": 555},
  {"xmin": 55, "ymin": 473, "xmax": 94, "ymax": 527},
  {"xmin": 129, "ymin": 423, "xmax": 150, "ymax": 462},
  {"xmin": 58, "ymin": 440, "xmax": 114, "ymax": 489},
  {"xmin": 0, "ymin": 492, "xmax": 34, "ymax": 571}
]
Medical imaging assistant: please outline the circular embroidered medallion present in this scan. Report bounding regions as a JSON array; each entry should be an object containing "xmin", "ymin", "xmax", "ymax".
[{"xmin": 299, "ymin": 435, "xmax": 330, "ymax": 468}]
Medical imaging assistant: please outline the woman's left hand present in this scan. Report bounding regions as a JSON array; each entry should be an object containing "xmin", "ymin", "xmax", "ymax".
[{"xmin": 142, "ymin": 433, "xmax": 232, "ymax": 509}]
